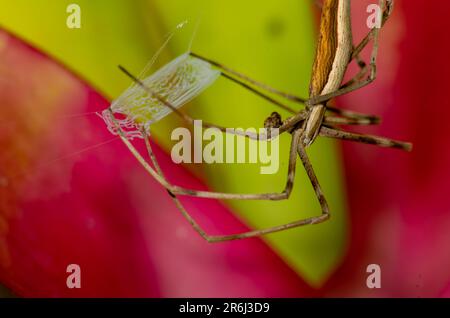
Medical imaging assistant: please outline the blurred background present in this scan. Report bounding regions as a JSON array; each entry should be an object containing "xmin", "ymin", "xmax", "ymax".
[{"xmin": 0, "ymin": 0, "xmax": 449, "ymax": 297}]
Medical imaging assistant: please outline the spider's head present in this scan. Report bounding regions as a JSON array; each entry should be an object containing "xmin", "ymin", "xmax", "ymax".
[{"xmin": 264, "ymin": 112, "xmax": 283, "ymax": 129}]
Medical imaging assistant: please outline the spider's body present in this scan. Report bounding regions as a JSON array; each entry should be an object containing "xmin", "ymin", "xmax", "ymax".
[{"xmin": 305, "ymin": 0, "xmax": 352, "ymax": 146}]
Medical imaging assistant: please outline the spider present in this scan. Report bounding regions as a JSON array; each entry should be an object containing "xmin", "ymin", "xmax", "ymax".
[{"xmin": 103, "ymin": 0, "xmax": 411, "ymax": 242}]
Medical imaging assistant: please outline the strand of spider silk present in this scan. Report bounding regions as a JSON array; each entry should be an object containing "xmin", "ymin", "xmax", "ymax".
[
  {"xmin": 133, "ymin": 19, "xmax": 189, "ymax": 86},
  {"xmin": 8, "ymin": 136, "xmax": 120, "ymax": 180},
  {"xmin": 3, "ymin": 111, "xmax": 104, "ymax": 124},
  {"xmin": 59, "ymin": 111, "xmax": 103, "ymax": 119},
  {"xmin": 187, "ymin": 11, "xmax": 204, "ymax": 53}
]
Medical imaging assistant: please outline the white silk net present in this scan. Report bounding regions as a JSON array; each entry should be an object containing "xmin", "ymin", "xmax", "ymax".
[{"xmin": 101, "ymin": 52, "xmax": 220, "ymax": 139}]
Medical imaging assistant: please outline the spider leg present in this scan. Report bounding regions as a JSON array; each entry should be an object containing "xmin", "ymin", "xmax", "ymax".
[
  {"xmin": 219, "ymin": 72, "xmax": 297, "ymax": 114},
  {"xmin": 319, "ymin": 126, "xmax": 412, "ymax": 151},
  {"xmin": 171, "ymin": 129, "xmax": 330, "ymax": 243},
  {"xmin": 190, "ymin": 52, "xmax": 367, "ymax": 113},
  {"xmin": 351, "ymin": 0, "xmax": 394, "ymax": 62},
  {"xmin": 344, "ymin": 0, "xmax": 394, "ymax": 83},
  {"xmin": 140, "ymin": 128, "xmax": 219, "ymax": 242},
  {"xmin": 204, "ymin": 134, "xmax": 333, "ymax": 243},
  {"xmin": 324, "ymin": 115, "xmax": 379, "ymax": 126},
  {"xmin": 325, "ymin": 106, "xmax": 380, "ymax": 124},
  {"xmin": 296, "ymin": 139, "xmax": 330, "ymax": 224},
  {"xmin": 192, "ymin": 50, "xmax": 368, "ymax": 106},
  {"xmin": 165, "ymin": 129, "xmax": 335, "ymax": 243},
  {"xmin": 340, "ymin": 56, "xmax": 368, "ymax": 89},
  {"xmin": 142, "ymin": 128, "xmax": 324, "ymax": 242},
  {"xmin": 189, "ymin": 52, "xmax": 307, "ymax": 105},
  {"xmin": 142, "ymin": 124, "xmax": 329, "ymax": 243}
]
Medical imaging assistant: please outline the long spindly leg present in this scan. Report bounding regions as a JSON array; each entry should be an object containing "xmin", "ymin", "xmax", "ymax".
[
  {"xmin": 319, "ymin": 126, "xmax": 412, "ymax": 151},
  {"xmin": 167, "ymin": 129, "xmax": 329, "ymax": 243},
  {"xmin": 189, "ymin": 52, "xmax": 307, "ymax": 105},
  {"xmin": 110, "ymin": 108, "xmax": 303, "ymax": 201},
  {"xmin": 324, "ymin": 115, "xmax": 379, "ymax": 126},
  {"xmin": 200, "ymin": 45, "xmax": 364, "ymax": 106},
  {"xmin": 140, "ymin": 128, "xmax": 220, "ymax": 242},
  {"xmin": 192, "ymin": 50, "xmax": 340, "ymax": 110},
  {"xmin": 340, "ymin": 58, "xmax": 368, "ymax": 89},
  {"xmin": 296, "ymin": 139, "xmax": 330, "ymax": 224},
  {"xmin": 341, "ymin": 0, "xmax": 394, "ymax": 89},
  {"xmin": 142, "ymin": 136, "xmax": 231, "ymax": 243},
  {"xmin": 219, "ymin": 72, "xmax": 297, "ymax": 114},
  {"xmin": 138, "ymin": 126, "xmax": 330, "ymax": 243},
  {"xmin": 143, "ymin": 128, "xmax": 326, "ymax": 242},
  {"xmin": 118, "ymin": 65, "xmax": 304, "ymax": 141},
  {"xmin": 326, "ymin": 106, "xmax": 380, "ymax": 124},
  {"xmin": 350, "ymin": 0, "xmax": 394, "ymax": 62},
  {"xmin": 340, "ymin": 43, "xmax": 371, "ymax": 90},
  {"xmin": 197, "ymin": 132, "xmax": 335, "ymax": 243}
]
